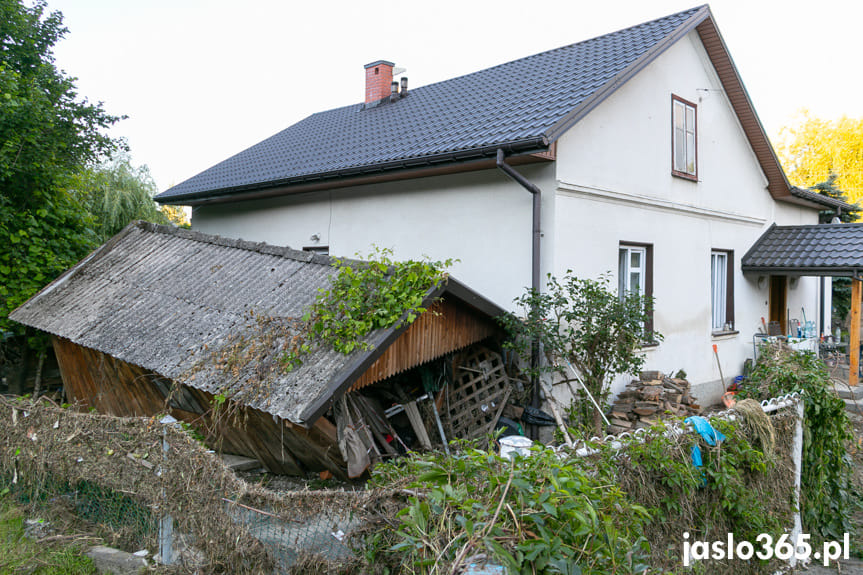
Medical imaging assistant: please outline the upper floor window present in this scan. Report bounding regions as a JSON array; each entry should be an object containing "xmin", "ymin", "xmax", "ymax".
[{"xmin": 672, "ymin": 95, "xmax": 697, "ymax": 180}]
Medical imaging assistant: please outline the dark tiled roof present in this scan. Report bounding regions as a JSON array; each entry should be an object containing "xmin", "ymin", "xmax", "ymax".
[
  {"xmin": 789, "ymin": 187, "xmax": 858, "ymax": 212},
  {"xmin": 10, "ymin": 222, "xmax": 502, "ymax": 424},
  {"xmin": 156, "ymin": 6, "xmax": 707, "ymax": 203},
  {"xmin": 742, "ymin": 223, "xmax": 863, "ymax": 276}
]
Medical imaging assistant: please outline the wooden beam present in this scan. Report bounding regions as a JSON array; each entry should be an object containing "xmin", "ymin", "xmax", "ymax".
[{"xmin": 850, "ymin": 279, "xmax": 861, "ymax": 387}]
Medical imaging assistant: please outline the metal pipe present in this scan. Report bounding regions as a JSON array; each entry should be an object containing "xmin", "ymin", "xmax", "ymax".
[
  {"xmin": 820, "ymin": 276, "xmax": 825, "ymax": 337},
  {"xmin": 496, "ymin": 149, "xmax": 543, "ymax": 436},
  {"xmin": 496, "ymin": 149, "xmax": 541, "ymax": 294}
]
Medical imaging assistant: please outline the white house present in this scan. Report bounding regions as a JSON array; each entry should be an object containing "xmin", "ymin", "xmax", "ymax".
[{"xmin": 156, "ymin": 5, "xmax": 847, "ymax": 404}]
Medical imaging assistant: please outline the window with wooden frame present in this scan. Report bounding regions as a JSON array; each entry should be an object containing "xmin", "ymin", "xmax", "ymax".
[
  {"xmin": 672, "ymin": 95, "xmax": 697, "ymax": 180},
  {"xmin": 618, "ymin": 242, "xmax": 654, "ymax": 337},
  {"xmin": 711, "ymin": 249, "xmax": 734, "ymax": 333}
]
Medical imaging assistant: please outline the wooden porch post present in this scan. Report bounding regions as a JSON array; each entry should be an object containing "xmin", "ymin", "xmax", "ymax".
[{"xmin": 850, "ymin": 278, "xmax": 861, "ymax": 386}]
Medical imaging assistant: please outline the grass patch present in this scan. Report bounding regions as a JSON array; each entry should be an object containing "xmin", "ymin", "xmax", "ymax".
[{"xmin": 0, "ymin": 498, "xmax": 97, "ymax": 574}]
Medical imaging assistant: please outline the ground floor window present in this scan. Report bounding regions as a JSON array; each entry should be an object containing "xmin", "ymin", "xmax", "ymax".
[
  {"xmin": 619, "ymin": 243, "xmax": 654, "ymax": 335},
  {"xmin": 711, "ymin": 249, "xmax": 734, "ymax": 332}
]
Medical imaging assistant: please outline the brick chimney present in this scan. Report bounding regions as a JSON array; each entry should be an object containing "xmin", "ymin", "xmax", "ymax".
[{"xmin": 364, "ymin": 60, "xmax": 395, "ymax": 104}]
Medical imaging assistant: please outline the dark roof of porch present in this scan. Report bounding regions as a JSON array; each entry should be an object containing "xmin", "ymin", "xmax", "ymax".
[{"xmin": 742, "ymin": 223, "xmax": 863, "ymax": 277}]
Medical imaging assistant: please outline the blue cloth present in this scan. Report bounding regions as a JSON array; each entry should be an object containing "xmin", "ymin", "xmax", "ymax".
[
  {"xmin": 685, "ymin": 416, "xmax": 726, "ymax": 446},
  {"xmin": 690, "ymin": 444, "xmax": 703, "ymax": 467}
]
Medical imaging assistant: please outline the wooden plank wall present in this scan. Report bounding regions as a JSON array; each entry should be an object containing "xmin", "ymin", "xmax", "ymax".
[
  {"xmin": 350, "ymin": 298, "xmax": 499, "ymax": 391},
  {"xmin": 51, "ymin": 336, "xmax": 346, "ymax": 478},
  {"xmin": 52, "ymin": 336, "xmax": 165, "ymax": 416}
]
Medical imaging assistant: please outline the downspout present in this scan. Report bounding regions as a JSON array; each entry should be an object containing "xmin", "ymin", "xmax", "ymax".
[{"xmin": 496, "ymin": 149, "xmax": 542, "ymax": 436}]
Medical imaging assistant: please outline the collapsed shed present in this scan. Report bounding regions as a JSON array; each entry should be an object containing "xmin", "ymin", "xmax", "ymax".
[{"xmin": 10, "ymin": 221, "xmax": 515, "ymax": 479}]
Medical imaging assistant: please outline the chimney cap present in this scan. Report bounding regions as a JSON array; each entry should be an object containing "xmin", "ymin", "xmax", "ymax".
[{"xmin": 364, "ymin": 60, "xmax": 395, "ymax": 69}]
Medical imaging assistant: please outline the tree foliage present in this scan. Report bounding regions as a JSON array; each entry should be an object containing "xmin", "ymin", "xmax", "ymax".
[
  {"xmin": 776, "ymin": 110, "xmax": 863, "ymax": 205},
  {"xmin": 500, "ymin": 272, "xmax": 659, "ymax": 436},
  {"xmin": 808, "ymin": 173, "xmax": 860, "ymax": 223},
  {"xmin": 74, "ymin": 152, "xmax": 171, "ymax": 243},
  {"xmin": 0, "ymin": 0, "xmax": 121, "ymax": 334}
]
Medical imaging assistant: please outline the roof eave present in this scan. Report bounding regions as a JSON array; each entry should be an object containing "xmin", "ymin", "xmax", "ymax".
[
  {"xmin": 156, "ymin": 137, "xmax": 550, "ymax": 205},
  {"xmin": 741, "ymin": 266, "xmax": 863, "ymax": 278},
  {"xmin": 786, "ymin": 187, "xmax": 858, "ymax": 212}
]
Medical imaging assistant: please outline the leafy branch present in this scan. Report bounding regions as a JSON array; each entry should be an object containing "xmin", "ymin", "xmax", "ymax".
[{"xmin": 307, "ymin": 246, "xmax": 455, "ymax": 354}]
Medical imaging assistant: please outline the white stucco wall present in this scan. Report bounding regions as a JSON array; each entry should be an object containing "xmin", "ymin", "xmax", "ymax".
[
  {"xmin": 552, "ymin": 31, "xmax": 823, "ymax": 401},
  {"xmin": 192, "ymin": 29, "xmax": 827, "ymax": 406},
  {"xmin": 193, "ymin": 164, "xmax": 557, "ymax": 310}
]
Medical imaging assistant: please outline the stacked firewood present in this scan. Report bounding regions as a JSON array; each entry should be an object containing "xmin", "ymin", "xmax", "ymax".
[{"xmin": 607, "ymin": 371, "xmax": 702, "ymax": 434}]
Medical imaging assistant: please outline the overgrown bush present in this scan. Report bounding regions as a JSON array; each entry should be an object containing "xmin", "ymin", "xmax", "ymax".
[
  {"xmin": 368, "ymin": 409, "xmax": 795, "ymax": 575},
  {"xmin": 309, "ymin": 247, "xmax": 454, "ymax": 354},
  {"xmin": 617, "ymin": 417, "xmax": 794, "ymax": 572},
  {"xmin": 500, "ymin": 272, "xmax": 659, "ymax": 436},
  {"xmin": 739, "ymin": 344, "xmax": 857, "ymax": 542},
  {"xmin": 369, "ymin": 441, "xmax": 652, "ymax": 574}
]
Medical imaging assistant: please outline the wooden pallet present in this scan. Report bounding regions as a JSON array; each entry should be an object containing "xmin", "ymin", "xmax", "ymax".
[{"xmin": 444, "ymin": 347, "xmax": 512, "ymax": 441}]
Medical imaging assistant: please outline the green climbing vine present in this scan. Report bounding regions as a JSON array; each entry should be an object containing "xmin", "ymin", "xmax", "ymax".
[
  {"xmin": 739, "ymin": 342, "xmax": 858, "ymax": 542},
  {"xmin": 191, "ymin": 248, "xmax": 454, "ymax": 413},
  {"xmin": 306, "ymin": 247, "xmax": 455, "ymax": 354}
]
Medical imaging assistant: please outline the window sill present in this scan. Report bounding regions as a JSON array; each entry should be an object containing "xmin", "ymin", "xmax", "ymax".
[
  {"xmin": 639, "ymin": 341, "xmax": 661, "ymax": 350},
  {"xmin": 671, "ymin": 170, "xmax": 698, "ymax": 182},
  {"xmin": 711, "ymin": 330, "xmax": 739, "ymax": 340}
]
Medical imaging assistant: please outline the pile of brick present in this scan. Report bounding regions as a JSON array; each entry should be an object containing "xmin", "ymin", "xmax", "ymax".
[{"xmin": 607, "ymin": 371, "xmax": 702, "ymax": 434}]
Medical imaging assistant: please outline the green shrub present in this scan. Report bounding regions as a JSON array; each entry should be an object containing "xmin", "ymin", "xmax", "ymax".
[
  {"xmin": 740, "ymin": 344, "xmax": 857, "ymax": 541},
  {"xmin": 369, "ymin": 442, "xmax": 651, "ymax": 574}
]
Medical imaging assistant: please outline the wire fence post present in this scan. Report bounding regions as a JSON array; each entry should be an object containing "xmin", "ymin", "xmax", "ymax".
[
  {"xmin": 159, "ymin": 415, "xmax": 177, "ymax": 566},
  {"xmin": 789, "ymin": 398, "xmax": 805, "ymax": 568}
]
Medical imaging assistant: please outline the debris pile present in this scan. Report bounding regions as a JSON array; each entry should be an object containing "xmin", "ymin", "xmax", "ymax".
[{"xmin": 607, "ymin": 371, "xmax": 701, "ymax": 434}]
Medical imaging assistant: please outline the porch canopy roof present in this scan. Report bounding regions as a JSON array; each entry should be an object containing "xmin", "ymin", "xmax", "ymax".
[{"xmin": 742, "ymin": 223, "xmax": 863, "ymax": 277}]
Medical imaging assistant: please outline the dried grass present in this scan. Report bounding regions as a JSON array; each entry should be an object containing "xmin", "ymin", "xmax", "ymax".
[
  {"xmin": 0, "ymin": 395, "xmax": 397, "ymax": 573},
  {"xmin": 616, "ymin": 411, "xmax": 797, "ymax": 574}
]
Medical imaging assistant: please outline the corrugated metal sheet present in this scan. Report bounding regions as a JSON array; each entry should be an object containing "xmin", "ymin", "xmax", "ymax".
[
  {"xmin": 349, "ymin": 299, "xmax": 498, "ymax": 391},
  {"xmin": 11, "ymin": 221, "xmax": 503, "ymax": 424}
]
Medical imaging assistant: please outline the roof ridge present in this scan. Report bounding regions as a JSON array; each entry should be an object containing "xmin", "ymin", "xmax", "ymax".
[
  {"xmin": 407, "ymin": 5, "xmax": 706, "ymax": 93},
  {"xmin": 772, "ymin": 222, "xmax": 863, "ymax": 229},
  {"xmin": 133, "ymin": 220, "xmax": 333, "ymax": 266}
]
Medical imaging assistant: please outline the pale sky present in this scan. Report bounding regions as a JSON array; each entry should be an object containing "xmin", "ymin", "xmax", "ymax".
[{"xmin": 45, "ymin": 0, "xmax": 863, "ymax": 195}]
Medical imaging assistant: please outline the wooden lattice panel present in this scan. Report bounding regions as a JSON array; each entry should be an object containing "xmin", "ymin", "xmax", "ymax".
[{"xmin": 444, "ymin": 347, "xmax": 511, "ymax": 441}]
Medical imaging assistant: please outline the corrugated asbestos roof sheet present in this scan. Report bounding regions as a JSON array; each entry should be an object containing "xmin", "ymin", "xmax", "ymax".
[
  {"xmin": 156, "ymin": 6, "xmax": 706, "ymax": 203},
  {"xmin": 742, "ymin": 223, "xmax": 863, "ymax": 276},
  {"xmin": 9, "ymin": 221, "xmax": 459, "ymax": 424}
]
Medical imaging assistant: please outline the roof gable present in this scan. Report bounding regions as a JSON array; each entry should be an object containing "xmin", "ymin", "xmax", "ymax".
[
  {"xmin": 155, "ymin": 5, "xmax": 848, "ymax": 214},
  {"xmin": 156, "ymin": 6, "xmax": 707, "ymax": 204}
]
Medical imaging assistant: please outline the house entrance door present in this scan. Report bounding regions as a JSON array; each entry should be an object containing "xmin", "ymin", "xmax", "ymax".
[{"xmin": 769, "ymin": 275, "xmax": 787, "ymax": 335}]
